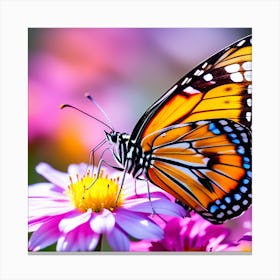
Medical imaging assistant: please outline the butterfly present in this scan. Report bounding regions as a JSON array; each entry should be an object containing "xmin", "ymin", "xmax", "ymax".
[{"xmin": 64, "ymin": 35, "xmax": 252, "ymax": 224}]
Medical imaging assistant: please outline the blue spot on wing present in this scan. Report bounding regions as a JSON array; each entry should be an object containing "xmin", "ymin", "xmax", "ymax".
[
  {"xmin": 240, "ymin": 186, "xmax": 248, "ymax": 193},
  {"xmin": 232, "ymin": 139, "xmax": 240, "ymax": 144},
  {"xmin": 215, "ymin": 199, "xmax": 221, "ymax": 205},
  {"xmin": 234, "ymin": 193, "xmax": 242, "ymax": 201},
  {"xmin": 225, "ymin": 197, "xmax": 231, "ymax": 204},
  {"xmin": 229, "ymin": 133, "xmax": 237, "ymax": 138},
  {"xmin": 237, "ymin": 146, "xmax": 245, "ymax": 155},
  {"xmin": 209, "ymin": 123, "xmax": 221, "ymax": 135},
  {"xmin": 243, "ymin": 178, "xmax": 249, "ymax": 184},
  {"xmin": 220, "ymin": 204, "xmax": 226, "ymax": 210},
  {"xmin": 224, "ymin": 126, "xmax": 233, "ymax": 133},
  {"xmin": 244, "ymin": 157, "xmax": 250, "ymax": 163},
  {"xmin": 210, "ymin": 205, "xmax": 219, "ymax": 213}
]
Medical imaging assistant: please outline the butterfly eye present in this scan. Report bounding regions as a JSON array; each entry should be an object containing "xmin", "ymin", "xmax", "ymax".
[{"xmin": 105, "ymin": 131, "xmax": 117, "ymax": 143}]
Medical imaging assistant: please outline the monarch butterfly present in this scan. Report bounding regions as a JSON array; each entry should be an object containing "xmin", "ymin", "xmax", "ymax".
[{"xmin": 63, "ymin": 35, "xmax": 252, "ymax": 224}]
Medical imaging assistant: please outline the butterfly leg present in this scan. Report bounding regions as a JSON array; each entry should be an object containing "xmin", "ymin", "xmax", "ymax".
[
  {"xmin": 144, "ymin": 179, "xmax": 168, "ymax": 222},
  {"xmin": 85, "ymin": 157, "xmax": 123, "ymax": 190},
  {"xmin": 81, "ymin": 147, "xmax": 124, "ymax": 201},
  {"xmin": 145, "ymin": 180, "xmax": 157, "ymax": 216},
  {"xmin": 85, "ymin": 138, "xmax": 107, "ymax": 177},
  {"xmin": 135, "ymin": 176, "xmax": 159, "ymax": 217},
  {"xmin": 115, "ymin": 161, "xmax": 129, "ymax": 205}
]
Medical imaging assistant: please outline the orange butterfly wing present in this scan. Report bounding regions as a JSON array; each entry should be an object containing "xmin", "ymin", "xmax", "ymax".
[
  {"xmin": 145, "ymin": 119, "xmax": 251, "ymax": 223},
  {"xmin": 130, "ymin": 35, "xmax": 252, "ymax": 223},
  {"xmin": 131, "ymin": 35, "xmax": 252, "ymax": 150}
]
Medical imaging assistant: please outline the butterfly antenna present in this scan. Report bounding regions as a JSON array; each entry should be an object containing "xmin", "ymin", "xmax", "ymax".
[
  {"xmin": 85, "ymin": 93, "xmax": 114, "ymax": 132},
  {"xmin": 60, "ymin": 103, "xmax": 113, "ymax": 131}
]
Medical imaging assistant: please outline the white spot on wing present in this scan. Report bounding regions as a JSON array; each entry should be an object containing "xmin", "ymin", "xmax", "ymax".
[
  {"xmin": 241, "ymin": 132, "xmax": 248, "ymax": 143},
  {"xmin": 197, "ymin": 120, "xmax": 208, "ymax": 126},
  {"xmin": 183, "ymin": 86, "xmax": 201, "ymax": 94},
  {"xmin": 181, "ymin": 76, "xmax": 192, "ymax": 86},
  {"xmin": 237, "ymin": 39, "xmax": 246, "ymax": 46},
  {"xmin": 247, "ymin": 98, "xmax": 252, "ymax": 107},
  {"xmin": 242, "ymin": 61, "xmax": 252, "ymax": 70},
  {"xmin": 217, "ymin": 212, "xmax": 225, "ymax": 218},
  {"xmin": 202, "ymin": 62, "xmax": 208, "ymax": 69},
  {"xmin": 247, "ymin": 84, "xmax": 252, "ymax": 94},
  {"xmin": 198, "ymin": 70, "xmax": 204, "ymax": 75},
  {"xmin": 203, "ymin": 73, "xmax": 213, "ymax": 82},
  {"xmin": 246, "ymin": 111, "xmax": 252, "ymax": 122},
  {"xmin": 181, "ymin": 78, "xmax": 187, "ymax": 85},
  {"xmin": 233, "ymin": 205, "xmax": 241, "ymax": 212},
  {"xmin": 242, "ymin": 200, "xmax": 249, "ymax": 205},
  {"xmin": 225, "ymin": 63, "xmax": 240, "ymax": 73},
  {"xmin": 244, "ymin": 71, "xmax": 252, "ymax": 81},
  {"xmin": 194, "ymin": 69, "xmax": 204, "ymax": 76},
  {"xmin": 230, "ymin": 72, "xmax": 243, "ymax": 82},
  {"xmin": 219, "ymin": 120, "xmax": 228, "ymax": 125}
]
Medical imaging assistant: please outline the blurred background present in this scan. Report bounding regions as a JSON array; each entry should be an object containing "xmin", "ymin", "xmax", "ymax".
[{"xmin": 28, "ymin": 28, "xmax": 251, "ymax": 184}]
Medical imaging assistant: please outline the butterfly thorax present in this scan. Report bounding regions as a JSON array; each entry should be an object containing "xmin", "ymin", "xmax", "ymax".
[{"xmin": 105, "ymin": 131, "xmax": 151, "ymax": 178}]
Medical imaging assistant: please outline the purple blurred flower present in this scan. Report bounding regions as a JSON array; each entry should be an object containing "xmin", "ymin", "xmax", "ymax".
[{"xmin": 28, "ymin": 162, "xmax": 185, "ymax": 252}]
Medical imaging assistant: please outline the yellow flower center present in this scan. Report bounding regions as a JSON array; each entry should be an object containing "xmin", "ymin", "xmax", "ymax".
[{"xmin": 66, "ymin": 170, "xmax": 124, "ymax": 213}]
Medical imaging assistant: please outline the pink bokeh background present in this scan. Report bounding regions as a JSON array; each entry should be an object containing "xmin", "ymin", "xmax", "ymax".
[{"xmin": 28, "ymin": 28, "xmax": 251, "ymax": 183}]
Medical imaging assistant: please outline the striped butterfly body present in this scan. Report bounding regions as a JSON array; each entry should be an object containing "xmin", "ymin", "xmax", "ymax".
[{"xmin": 106, "ymin": 35, "xmax": 252, "ymax": 224}]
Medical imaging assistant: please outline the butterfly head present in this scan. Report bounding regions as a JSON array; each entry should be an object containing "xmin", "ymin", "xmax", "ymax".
[{"xmin": 105, "ymin": 130, "xmax": 118, "ymax": 144}]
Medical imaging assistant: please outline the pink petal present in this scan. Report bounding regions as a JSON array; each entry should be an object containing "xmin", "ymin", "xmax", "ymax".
[
  {"xmin": 28, "ymin": 183, "xmax": 66, "ymax": 198},
  {"xmin": 130, "ymin": 240, "xmax": 152, "ymax": 252},
  {"xmin": 124, "ymin": 197, "xmax": 186, "ymax": 217},
  {"xmin": 106, "ymin": 226, "xmax": 130, "ymax": 251},
  {"xmin": 67, "ymin": 163, "xmax": 90, "ymax": 179},
  {"xmin": 57, "ymin": 223, "xmax": 100, "ymax": 252},
  {"xmin": 57, "ymin": 233, "xmax": 78, "ymax": 251},
  {"xmin": 115, "ymin": 208, "xmax": 163, "ymax": 240},
  {"xmin": 77, "ymin": 227, "xmax": 100, "ymax": 251},
  {"xmin": 90, "ymin": 209, "xmax": 115, "ymax": 234},
  {"xmin": 35, "ymin": 162, "xmax": 69, "ymax": 188},
  {"xmin": 29, "ymin": 215, "xmax": 63, "ymax": 251},
  {"xmin": 28, "ymin": 216, "xmax": 54, "ymax": 232},
  {"xmin": 207, "ymin": 234, "xmax": 227, "ymax": 251},
  {"xmin": 29, "ymin": 198, "xmax": 73, "ymax": 217},
  {"xmin": 161, "ymin": 218, "xmax": 185, "ymax": 251},
  {"xmin": 59, "ymin": 210, "xmax": 92, "ymax": 233}
]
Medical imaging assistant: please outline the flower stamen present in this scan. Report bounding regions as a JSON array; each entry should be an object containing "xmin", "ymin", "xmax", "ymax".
[{"xmin": 66, "ymin": 170, "xmax": 124, "ymax": 213}]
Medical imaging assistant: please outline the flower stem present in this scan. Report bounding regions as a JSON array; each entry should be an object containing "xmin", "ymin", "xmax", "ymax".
[{"xmin": 95, "ymin": 235, "xmax": 103, "ymax": 251}]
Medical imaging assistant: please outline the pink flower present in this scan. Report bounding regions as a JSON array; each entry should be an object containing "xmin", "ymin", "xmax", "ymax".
[
  {"xmin": 28, "ymin": 162, "xmax": 185, "ymax": 252},
  {"xmin": 148, "ymin": 214, "xmax": 238, "ymax": 252},
  {"xmin": 228, "ymin": 232, "xmax": 252, "ymax": 252},
  {"xmin": 131, "ymin": 210, "xmax": 252, "ymax": 252}
]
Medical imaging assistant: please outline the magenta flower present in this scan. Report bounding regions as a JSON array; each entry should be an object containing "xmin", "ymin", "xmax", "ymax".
[
  {"xmin": 227, "ymin": 232, "xmax": 252, "ymax": 252},
  {"xmin": 28, "ymin": 162, "xmax": 185, "ymax": 252},
  {"xmin": 148, "ymin": 214, "xmax": 234, "ymax": 252},
  {"xmin": 130, "ymin": 213, "xmax": 252, "ymax": 252}
]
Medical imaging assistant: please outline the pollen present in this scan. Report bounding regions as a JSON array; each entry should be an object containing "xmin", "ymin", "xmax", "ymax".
[{"xmin": 66, "ymin": 170, "xmax": 124, "ymax": 213}]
